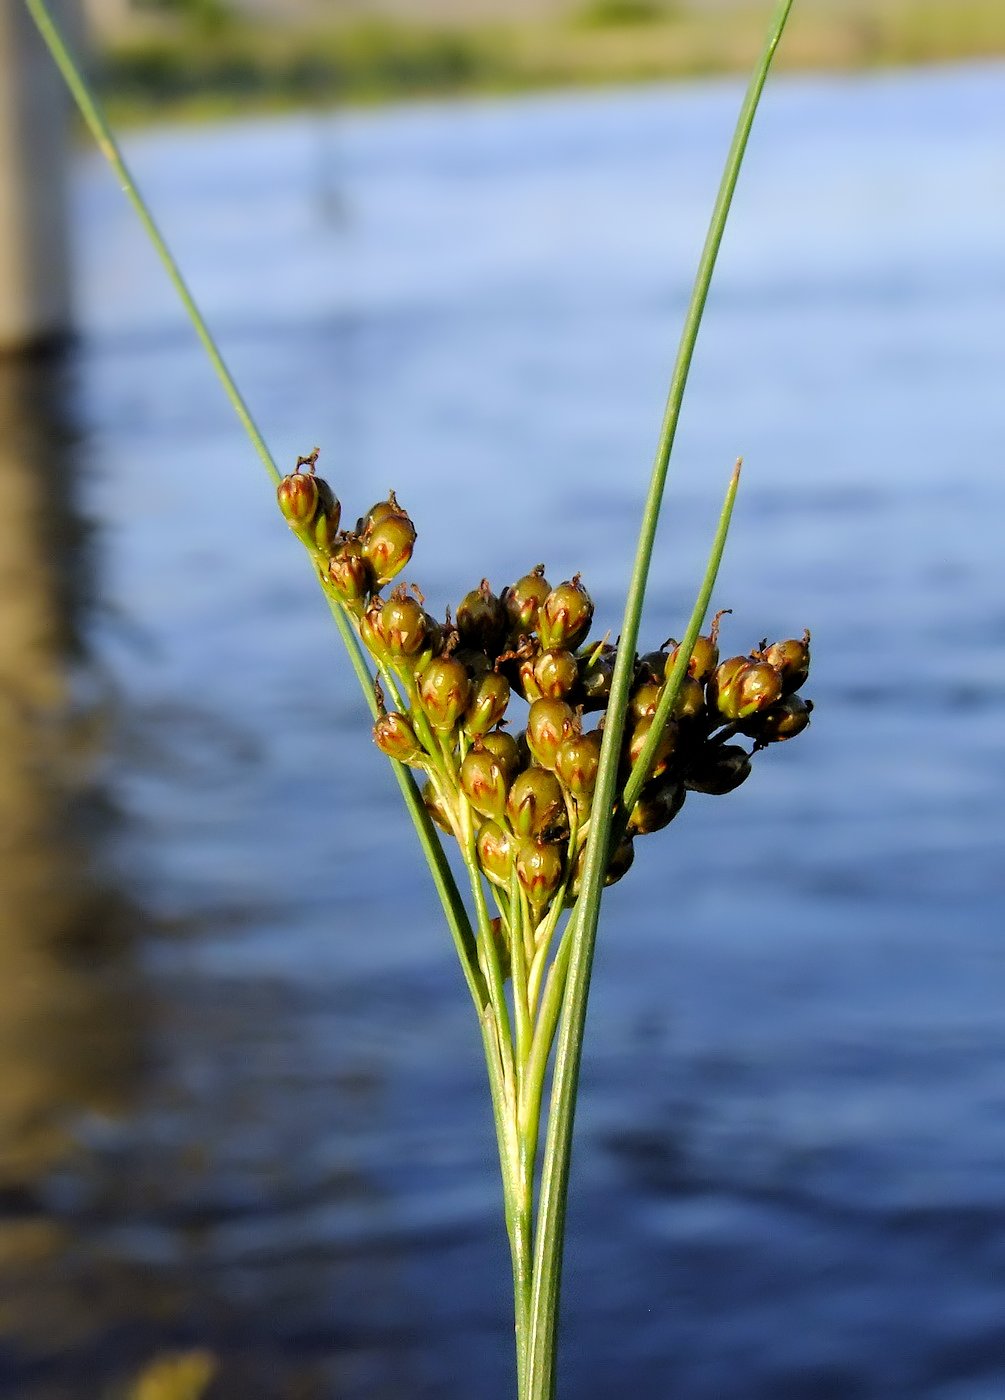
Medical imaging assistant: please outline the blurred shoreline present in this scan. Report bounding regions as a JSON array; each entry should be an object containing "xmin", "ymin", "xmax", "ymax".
[{"xmin": 91, "ymin": 0, "xmax": 1005, "ymax": 127}]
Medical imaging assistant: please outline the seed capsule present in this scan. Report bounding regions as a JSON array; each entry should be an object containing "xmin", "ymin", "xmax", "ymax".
[
  {"xmin": 706, "ymin": 655, "xmax": 749, "ymax": 715},
  {"xmin": 715, "ymin": 660, "xmax": 783, "ymax": 721},
  {"xmin": 526, "ymin": 699, "xmax": 578, "ymax": 771},
  {"xmin": 503, "ymin": 565, "xmax": 551, "ymax": 635},
  {"xmin": 533, "ymin": 648, "xmax": 580, "ymax": 700},
  {"xmin": 276, "ymin": 470, "xmax": 321, "ymax": 527},
  {"xmin": 672, "ymin": 675, "xmax": 707, "ymax": 723},
  {"xmin": 628, "ymin": 778, "xmax": 686, "ymax": 834},
  {"xmin": 626, "ymin": 716, "xmax": 679, "ymax": 781},
  {"xmin": 743, "ymin": 694, "xmax": 813, "ymax": 743},
  {"xmin": 665, "ymin": 633, "xmax": 719, "ymax": 687},
  {"xmin": 538, "ymin": 577, "xmax": 594, "ymax": 651},
  {"xmin": 629, "ymin": 680, "xmax": 663, "ymax": 723},
  {"xmin": 685, "ymin": 743, "xmax": 752, "ymax": 795},
  {"xmin": 457, "ymin": 580, "xmax": 508, "ymax": 655},
  {"xmin": 361, "ymin": 491, "xmax": 406, "ymax": 534},
  {"xmin": 422, "ymin": 779, "xmax": 454, "ymax": 834},
  {"xmin": 327, "ymin": 539, "xmax": 373, "ymax": 607},
  {"xmin": 363, "ymin": 512, "xmax": 416, "ymax": 585},
  {"xmin": 555, "ymin": 730, "xmax": 602, "ymax": 803},
  {"xmin": 417, "ymin": 657, "xmax": 471, "ymax": 732},
  {"xmin": 460, "ymin": 745, "xmax": 510, "ymax": 820},
  {"xmin": 464, "ymin": 672, "xmax": 511, "ymax": 738},
  {"xmin": 763, "ymin": 630, "xmax": 811, "ymax": 694},
  {"xmin": 373, "ymin": 712, "xmax": 423, "ymax": 764},
  {"xmin": 635, "ymin": 650, "xmax": 669, "ymax": 686},
  {"xmin": 569, "ymin": 833, "xmax": 635, "ymax": 896},
  {"xmin": 480, "ymin": 729, "xmax": 521, "ymax": 778},
  {"xmin": 312, "ymin": 479, "xmax": 343, "ymax": 554},
  {"xmin": 506, "ymin": 767, "xmax": 566, "ymax": 838},
  {"xmin": 359, "ymin": 596, "xmax": 388, "ymax": 657},
  {"xmin": 477, "ymin": 820, "xmax": 515, "ymax": 888},
  {"xmin": 516, "ymin": 837, "xmax": 566, "ymax": 910},
  {"xmin": 381, "ymin": 594, "xmax": 427, "ymax": 657},
  {"xmin": 578, "ymin": 643, "xmax": 616, "ymax": 711}
]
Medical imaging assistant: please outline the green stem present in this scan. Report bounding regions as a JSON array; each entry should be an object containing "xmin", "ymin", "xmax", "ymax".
[
  {"xmin": 525, "ymin": 5, "xmax": 795, "ymax": 1397},
  {"xmin": 22, "ymin": 0, "xmax": 481, "ymax": 1013}
]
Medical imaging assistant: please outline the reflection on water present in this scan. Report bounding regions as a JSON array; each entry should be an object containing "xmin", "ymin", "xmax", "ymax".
[{"xmin": 2, "ymin": 62, "xmax": 1005, "ymax": 1400}]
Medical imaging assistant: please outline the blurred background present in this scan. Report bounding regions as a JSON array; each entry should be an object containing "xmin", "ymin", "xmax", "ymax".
[{"xmin": 2, "ymin": 2, "xmax": 1005, "ymax": 1397}]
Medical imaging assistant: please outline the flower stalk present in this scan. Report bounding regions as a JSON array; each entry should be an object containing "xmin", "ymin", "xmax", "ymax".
[{"xmin": 27, "ymin": 0, "xmax": 805, "ymax": 1395}]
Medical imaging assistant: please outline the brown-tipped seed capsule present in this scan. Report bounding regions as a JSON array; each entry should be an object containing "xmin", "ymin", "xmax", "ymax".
[
  {"xmin": 715, "ymin": 660, "xmax": 783, "ymax": 722},
  {"xmin": 506, "ymin": 767, "xmax": 566, "ymax": 838},
  {"xmin": 742, "ymin": 694, "xmax": 813, "ymax": 743},
  {"xmin": 359, "ymin": 596, "xmax": 388, "ymax": 657},
  {"xmin": 706, "ymin": 655, "xmax": 749, "ymax": 715},
  {"xmin": 373, "ymin": 712, "xmax": 423, "ymax": 764},
  {"xmin": 327, "ymin": 538, "xmax": 373, "ymax": 608},
  {"xmin": 627, "ymin": 716, "xmax": 679, "ymax": 781},
  {"xmin": 672, "ymin": 675, "xmax": 707, "ymax": 723},
  {"xmin": 629, "ymin": 680, "xmax": 663, "ymax": 723},
  {"xmin": 277, "ymin": 470, "xmax": 321, "ymax": 528},
  {"xmin": 481, "ymin": 729, "xmax": 522, "ymax": 777},
  {"xmin": 460, "ymin": 745, "xmax": 511, "ymax": 820},
  {"xmin": 361, "ymin": 491, "xmax": 406, "ymax": 533},
  {"xmin": 381, "ymin": 594, "xmax": 427, "ymax": 657},
  {"xmin": 422, "ymin": 779, "xmax": 454, "ymax": 833},
  {"xmin": 628, "ymin": 778, "xmax": 686, "ymax": 835},
  {"xmin": 363, "ymin": 512, "xmax": 416, "ymax": 585},
  {"xmin": 516, "ymin": 837, "xmax": 565, "ymax": 909},
  {"xmin": 503, "ymin": 565, "xmax": 551, "ymax": 635},
  {"xmin": 555, "ymin": 730, "xmax": 602, "ymax": 803},
  {"xmin": 533, "ymin": 649, "xmax": 580, "ymax": 701},
  {"xmin": 538, "ymin": 577, "xmax": 594, "ymax": 652},
  {"xmin": 476, "ymin": 820, "xmax": 514, "ymax": 888},
  {"xmin": 685, "ymin": 743, "xmax": 752, "ymax": 795},
  {"xmin": 526, "ymin": 699, "xmax": 578, "ymax": 772},
  {"xmin": 457, "ymin": 580, "xmax": 509, "ymax": 655},
  {"xmin": 578, "ymin": 643, "xmax": 616, "ymax": 711},
  {"xmin": 665, "ymin": 633, "xmax": 719, "ymax": 687},
  {"xmin": 417, "ymin": 656, "xmax": 471, "ymax": 732},
  {"xmin": 762, "ymin": 630, "xmax": 811, "ymax": 694},
  {"xmin": 464, "ymin": 672, "xmax": 511, "ymax": 738}
]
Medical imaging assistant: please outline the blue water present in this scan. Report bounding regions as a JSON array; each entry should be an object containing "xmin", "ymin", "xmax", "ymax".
[{"xmin": 1, "ymin": 63, "xmax": 1005, "ymax": 1398}]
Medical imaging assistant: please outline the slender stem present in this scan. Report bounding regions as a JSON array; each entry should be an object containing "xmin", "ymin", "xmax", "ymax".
[
  {"xmin": 525, "ymin": 6, "xmax": 795, "ymax": 1396},
  {"xmin": 621, "ymin": 459, "xmax": 741, "ymax": 815}
]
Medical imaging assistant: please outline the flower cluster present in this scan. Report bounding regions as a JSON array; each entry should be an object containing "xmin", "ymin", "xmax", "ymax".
[{"xmin": 278, "ymin": 457, "xmax": 812, "ymax": 966}]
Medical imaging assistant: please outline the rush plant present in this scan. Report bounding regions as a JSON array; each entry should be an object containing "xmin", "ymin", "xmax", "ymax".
[{"xmin": 27, "ymin": 1, "xmax": 804, "ymax": 1395}]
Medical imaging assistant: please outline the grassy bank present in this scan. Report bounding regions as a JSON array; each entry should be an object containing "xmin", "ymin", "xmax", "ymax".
[{"xmin": 97, "ymin": 0, "xmax": 1005, "ymax": 125}]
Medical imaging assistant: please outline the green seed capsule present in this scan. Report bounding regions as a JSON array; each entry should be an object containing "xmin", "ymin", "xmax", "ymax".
[
  {"xmin": 538, "ymin": 577, "xmax": 594, "ymax": 652},
  {"xmin": 516, "ymin": 837, "xmax": 566, "ymax": 910},
  {"xmin": 476, "ymin": 820, "xmax": 514, "ymax": 888},
  {"xmin": 381, "ymin": 594, "xmax": 427, "ymax": 657},
  {"xmin": 457, "ymin": 579, "xmax": 509, "ymax": 655},
  {"xmin": 359, "ymin": 596, "xmax": 388, "ymax": 657},
  {"xmin": 422, "ymin": 779, "xmax": 454, "ymax": 833},
  {"xmin": 629, "ymin": 680, "xmax": 663, "ymax": 723},
  {"xmin": 627, "ymin": 716, "xmax": 679, "ymax": 781},
  {"xmin": 672, "ymin": 675, "xmax": 707, "ymax": 723},
  {"xmin": 685, "ymin": 743, "xmax": 752, "ymax": 795},
  {"xmin": 503, "ymin": 565, "xmax": 551, "ymax": 635},
  {"xmin": 506, "ymin": 767, "xmax": 566, "ymax": 838},
  {"xmin": 464, "ymin": 671, "xmax": 511, "ymax": 738},
  {"xmin": 665, "ymin": 633, "xmax": 719, "ymax": 686},
  {"xmin": 763, "ymin": 630, "xmax": 811, "ymax": 694},
  {"xmin": 363, "ymin": 512, "xmax": 416, "ymax": 585},
  {"xmin": 361, "ymin": 491, "xmax": 406, "ymax": 534},
  {"xmin": 460, "ymin": 745, "xmax": 510, "ymax": 820},
  {"xmin": 373, "ymin": 712, "xmax": 422, "ymax": 764},
  {"xmin": 417, "ymin": 657, "xmax": 471, "ymax": 732},
  {"xmin": 312, "ymin": 481, "xmax": 343, "ymax": 554},
  {"xmin": 706, "ymin": 655, "xmax": 749, "ymax": 716},
  {"xmin": 728, "ymin": 661, "xmax": 784, "ymax": 721},
  {"xmin": 526, "ymin": 699, "xmax": 578, "ymax": 771},
  {"xmin": 578, "ymin": 643, "xmax": 616, "ymax": 711},
  {"xmin": 480, "ymin": 729, "xmax": 521, "ymax": 777},
  {"xmin": 628, "ymin": 778, "xmax": 686, "ymax": 835},
  {"xmin": 327, "ymin": 539, "xmax": 373, "ymax": 608},
  {"xmin": 743, "ymin": 694, "xmax": 813, "ymax": 743},
  {"xmin": 555, "ymin": 730, "xmax": 602, "ymax": 803},
  {"xmin": 276, "ymin": 470, "xmax": 321, "ymax": 527},
  {"xmin": 533, "ymin": 648, "xmax": 580, "ymax": 701}
]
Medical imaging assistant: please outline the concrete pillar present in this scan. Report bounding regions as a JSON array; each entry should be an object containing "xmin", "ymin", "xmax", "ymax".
[{"xmin": 0, "ymin": 0, "xmax": 76, "ymax": 351}]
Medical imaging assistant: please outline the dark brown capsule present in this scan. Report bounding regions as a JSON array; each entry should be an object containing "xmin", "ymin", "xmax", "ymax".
[
  {"xmin": 628, "ymin": 778, "xmax": 686, "ymax": 835},
  {"xmin": 742, "ymin": 694, "xmax": 813, "ymax": 743},
  {"xmin": 457, "ymin": 579, "xmax": 509, "ymax": 655},
  {"xmin": 578, "ymin": 643, "xmax": 616, "ymax": 711},
  {"xmin": 684, "ymin": 743, "xmax": 752, "ymax": 795}
]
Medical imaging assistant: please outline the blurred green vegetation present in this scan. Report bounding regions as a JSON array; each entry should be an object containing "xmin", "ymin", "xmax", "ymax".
[{"xmin": 95, "ymin": 1, "xmax": 1005, "ymax": 125}]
